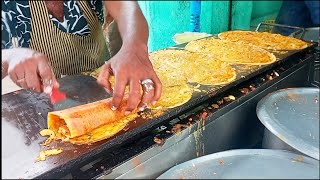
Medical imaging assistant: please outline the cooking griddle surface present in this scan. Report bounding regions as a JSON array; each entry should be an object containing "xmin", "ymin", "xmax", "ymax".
[
  {"xmin": 2, "ymin": 76, "xmax": 111, "ymax": 179},
  {"xmin": 1, "ymin": 44, "xmax": 315, "ymax": 179}
]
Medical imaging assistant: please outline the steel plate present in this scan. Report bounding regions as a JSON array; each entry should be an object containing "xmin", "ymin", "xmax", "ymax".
[
  {"xmin": 157, "ymin": 149, "xmax": 320, "ymax": 179},
  {"xmin": 257, "ymin": 88, "xmax": 319, "ymax": 160}
]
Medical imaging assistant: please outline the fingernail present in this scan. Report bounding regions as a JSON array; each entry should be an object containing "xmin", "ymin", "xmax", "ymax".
[
  {"xmin": 104, "ymin": 88, "xmax": 113, "ymax": 95},
  {"xmin": 111, "ymin": 105, "xmax": 117, "ymax": 111},
  {"xmin": 139, "ymin": 106, "xmax": 145, "ymax": 112},
  {"xmin": 44, "ymin": 86, "xmax": 53, "ymax": 94},
  {"xmin": 152, "ymin": 101, "xmax": 157, "ymax": 105},
  {"xmin": 139, "ymin": 103, "xmax": 148, "ymax": 112},
  {"xmin": 104, "ymin": 88, "xmax": 111, "ymax": 94},
  {"xmin": 125, "ymin": 111, "xmax": 131, "ymax": 115}
]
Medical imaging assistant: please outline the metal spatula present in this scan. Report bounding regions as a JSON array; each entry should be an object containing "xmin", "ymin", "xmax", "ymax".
[{"xmin": 50, "ymin": 88, "xmax": 81, "ymax": 111}]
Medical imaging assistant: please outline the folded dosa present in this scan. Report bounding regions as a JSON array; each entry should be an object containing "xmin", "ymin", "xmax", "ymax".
[{"xmin": 48, "ymin": 98, "xmax": 129, "ymax": 139}]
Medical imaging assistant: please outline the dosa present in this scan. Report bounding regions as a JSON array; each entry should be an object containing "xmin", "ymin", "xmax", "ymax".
[
  {"xmin": 48, "ymin": 98, "xmax": 136, "ymax": 141},
  {"xmin": 218, "ymin": 30, "xmax": 309, "ymax": 50},
  {"xmin": 149, "ymin": 49, "xmax": 237, "ymax": 85},
  {"xmin": 185, "ymin": 38, "xmax": 276, "ymax": 65}
]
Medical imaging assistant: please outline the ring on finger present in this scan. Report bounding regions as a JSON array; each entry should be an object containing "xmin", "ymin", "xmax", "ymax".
[
  {"xmin": 41, "ymin": 79, "xmax": 52, "ymax": 86},
  {"xmin": 143, "ymin": 83, "xmax": 154, "ymax": 94},
  {"xmin": 141, "ymin": 79, "xmax": 154, "ymax": 85},
  {"xmin": 17, "ymin": 78, "xmax": 25, "ymax": 83},
  {"xmin": 141, "ymin": 79, "xmax": 154, "ymax": 93},
  {"xmin": 17, "ymin": 79, "xmax": 27, "ymax": 88}
]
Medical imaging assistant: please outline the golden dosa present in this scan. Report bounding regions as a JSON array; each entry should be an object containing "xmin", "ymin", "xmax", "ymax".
[
  {"xmin": 48, "ymin": 98, "xmax": 133, "ymax": 140},
  {"xmin": 218, "ymin": 30, "xmax": 309, "ymax": 50},
  {"xmin": 149, "ymin": 49, "xmax": 237, "ymax": 85},
  {"xmin": 185, "ymin": 38, "xmax": 276, "ymax": 65}
]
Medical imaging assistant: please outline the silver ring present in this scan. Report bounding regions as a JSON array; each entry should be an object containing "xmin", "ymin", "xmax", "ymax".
[
  {"xmin": 141, "ymin": 79, "xmax": 154, "ymax": 93},
  {"xmin": 141, "ymin": 79, "xmax": 154, "ymax": 85},
  {"xmin": 17, "ymin": 78, "xmax": 25, "ymax": 83},
  {"xmin": 41, "ymin": 79, "xmax": 52, "ymax": 86}
]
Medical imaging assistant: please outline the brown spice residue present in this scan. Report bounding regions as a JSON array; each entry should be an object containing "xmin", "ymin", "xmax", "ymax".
[
  {"xmin": 212, "ymin": 104, "xmax": 219, "ymax": 109},
  {"xmin": 223, "ymin": 96, "xmax": 232, "ymax": 102},
  {"xmin": 249, "ymin": 84, "xmax": 256, "ymax": 90},
  {"xmin": 140, "ymin": 109, "xmax": 165, "ymax": 119},
  {"xmin": 154, "ymin": 136, "xmax": 165, "ymax": 146},
  {"xmin": 292, "ymin": 155, "xmax": 304, "ymax": 162},
  {"xmin": 219, "ymin": 160, "xmax": 224, "ymax": 165},
  {"xmin": 200, "ymin": 112, "xmax": 208, "ymax": 119},
  {"xmin": 217, "ymin": 100, "xmax": 224, "ymax": 105},
  {"xmin": 170, "ymin": 124, "xmax": 189, "ymax": 134},
  {"xmin": 266, "ymin": 74, "xmax": 273, "ymax": 80},
  {"xmin": 240, "ymin": 88, "xmax": 249, "ymax": 94}
]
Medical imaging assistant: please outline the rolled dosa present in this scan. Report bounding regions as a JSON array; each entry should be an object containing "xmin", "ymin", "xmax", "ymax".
[{"xmin": 48, "ymin": 98, "xmax": 129, "ymax": 139}]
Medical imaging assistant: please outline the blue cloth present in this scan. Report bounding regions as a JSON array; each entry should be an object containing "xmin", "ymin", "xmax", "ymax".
[
  {"xmin": 275, "ymin": 0, "xmax": 319, "ymax": 35},
  {"xmin": 189, "ymin": 0, "xmax": 201, "ymax": 32}
]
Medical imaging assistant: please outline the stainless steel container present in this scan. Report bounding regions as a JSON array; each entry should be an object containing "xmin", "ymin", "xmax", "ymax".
[
  {"xmin": 257, "ymin": 88, "xmax": 319, "ymax": 160},
  {"xmin": 157, "ymin": 149, "xmax": 320, "ymax": 179},
  {"xmin": 301, "ymin": 27, "xmax": 320, "ymax": 43}
]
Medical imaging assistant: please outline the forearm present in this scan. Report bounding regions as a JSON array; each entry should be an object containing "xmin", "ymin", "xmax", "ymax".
[{"xmin": 104, "ymin": 1, "xmax": 149, "ymax": 46}]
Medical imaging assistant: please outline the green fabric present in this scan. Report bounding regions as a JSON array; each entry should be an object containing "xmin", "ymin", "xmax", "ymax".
[{"xmin": 138, "ymin": 1, "xmax": 282, "ymax": 52}]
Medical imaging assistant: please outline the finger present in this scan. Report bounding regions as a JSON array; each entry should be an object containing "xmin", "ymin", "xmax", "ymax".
[
  {"xmin": 13, "ymin": 64, "xmax": 27, "ymax": 89},
  {"xmin": 51, "ymin": 71, "xmax": 60, "ymax": 89},
  {"xmin": 15, "ymin": 64, "xmax": 25, "ymax": 82},
  {"xmin": 97, "ymin": 63, "xmax": 113, "ymax": 94},
  {"xmin": 138, "ymin": 82, "xmax": 155, "ymax": 111},
  {"xmin": 25, "ymin": 67, "xmax": 41, "ymax": 93},
  {"xmin": 16, "ymin": 75, "xmax": 28, "ymax": 89},
  {"xmin": 111, "ymin": 74, "xmax": 128, "ymax": 111},
  {"xmin": 151, "ymin": 74, "xmax": 162, "ymax": 104},
  {"xmin": 126, "ymin": 79, "xmax": 143, "ymax": 113},
  {"xmin": 37, "ymin": 56, "xmax": 54, "ymax": 94},
  {"xmin": 8, "ymin": 71, "xmax": 18, "ymax": 85}
]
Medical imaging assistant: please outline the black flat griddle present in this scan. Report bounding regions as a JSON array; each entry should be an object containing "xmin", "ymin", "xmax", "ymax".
[{"xmin": 1, "ymin": 42, "xmax": 316, "ymax": 179}]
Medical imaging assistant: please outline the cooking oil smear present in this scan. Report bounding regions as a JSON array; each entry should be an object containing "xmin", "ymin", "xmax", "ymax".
[{"xmin": 193, "ymin": 118, "xmax": 205, "ymax": 157}]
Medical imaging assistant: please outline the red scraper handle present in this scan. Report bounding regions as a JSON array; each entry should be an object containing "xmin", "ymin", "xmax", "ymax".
[{"xmin": 50, "ymin": 88, "xmax": 66, "ymax": 104}]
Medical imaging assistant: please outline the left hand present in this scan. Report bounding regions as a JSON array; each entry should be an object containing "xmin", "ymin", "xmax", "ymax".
[{"xmin": 97, "ymin": 42, "xmax": 162, "ymax": 114}]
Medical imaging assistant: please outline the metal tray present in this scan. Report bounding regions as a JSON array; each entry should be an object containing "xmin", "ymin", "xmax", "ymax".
[
  {"xmin": 157, "ymin": 149, "xmax": 320, "ymax": 179},
  {"xmin": 257, "ymin": 88, "xmax": 320, "ymax": 160},
  {"xmin": 1, "ymin": 42, "xmax": 316, "ymax": 178}
]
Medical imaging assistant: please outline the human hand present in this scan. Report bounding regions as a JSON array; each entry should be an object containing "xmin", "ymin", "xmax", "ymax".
[
  {"xmin": 97, "ymin": 42, "xmax": 162, "ymax": 114},
  {"xmin": 2, "ymin": 48, "xmax": 59, "ymax": 93}
]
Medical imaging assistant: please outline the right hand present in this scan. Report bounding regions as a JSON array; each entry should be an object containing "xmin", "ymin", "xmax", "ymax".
[{"xmin": 2, "ymin": 48, "xmax": 59, "ymax": 93}]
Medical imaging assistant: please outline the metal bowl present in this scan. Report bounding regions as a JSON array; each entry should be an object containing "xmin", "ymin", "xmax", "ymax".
[
  {"xmin": 157, "ymin": 149, "xmax": 319, "ymax": 179},
  {"xmin": 257, "ymin": 88, "xmax": 319, "ymax": 160},
  {"xmin": 296, "ymin": 27, "xmax": 320, "ymax": 42}
]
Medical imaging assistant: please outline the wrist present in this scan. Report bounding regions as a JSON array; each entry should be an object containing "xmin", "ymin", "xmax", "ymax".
[
  {"xmin": 121, "ymin": 40, "xmax": 148, "ymax": 52},
  {"xmin": 1, "ymin": 61, "xmax": 8, "ymax": 79}
]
